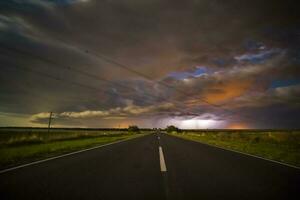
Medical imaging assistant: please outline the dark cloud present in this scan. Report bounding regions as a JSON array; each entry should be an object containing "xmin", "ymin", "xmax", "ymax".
[{"xmin": 0, "ymin": 0, "xmax": 300, "ymax": 128}]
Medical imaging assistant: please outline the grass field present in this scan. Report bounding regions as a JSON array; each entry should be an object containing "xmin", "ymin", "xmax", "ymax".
[
  {"xmin": 0, "ymin": 128, "xmax": 148, "ymax": 169},
  {"xmin": 169, "ymin": 130, "xmax": 300, "ymax": 167}
]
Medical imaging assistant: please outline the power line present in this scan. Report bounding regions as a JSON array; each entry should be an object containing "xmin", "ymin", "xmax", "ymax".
[
  {"xmin": 0, "ymin": 16, "xmax": 210, "ymax": 112},
  {"xmin": 22, "ymin": 32, "xmax": 250, "ymax": 119},
  {"xmin": 1, "ymin": 61, "xmax": 204, "ymax": 119},
  {"xmin": 0, "ymin": 39, "xmax": 254, "ymax": 121},
  {"xmin": 0, "ymin": 44, "xmax": 209, "ymax": 116},
  {"xmin": 0, "ymin": 9, "xmax": 244, "ymax": 117}
]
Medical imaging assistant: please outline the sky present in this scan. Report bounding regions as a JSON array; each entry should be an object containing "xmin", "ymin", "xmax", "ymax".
[{"xmin": 0, "ymin": 0, "xmax": 300, "ymax": 129}]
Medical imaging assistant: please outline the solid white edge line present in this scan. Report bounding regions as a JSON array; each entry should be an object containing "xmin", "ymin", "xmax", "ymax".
[
  {"xmin": 169, "ymin": 134, "xmax": 300, "ymax": 170},
  {"xmin": 0, "ymin": 134, "xmax": 146, "ymax": 174},
  {"xmin": 159, "ymin": 146, "xmax": 167, "ymax": 172}
]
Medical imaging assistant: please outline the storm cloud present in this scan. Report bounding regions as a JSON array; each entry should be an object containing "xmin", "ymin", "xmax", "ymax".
[{"xmin": 0, "ymin": 0, "xmax": 299, "ymax": 128}]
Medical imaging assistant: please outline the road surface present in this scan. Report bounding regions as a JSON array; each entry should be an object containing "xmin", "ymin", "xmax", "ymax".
[{"xmin": 0, "ymin": 133, "xmax": 299, "ymax": 200}]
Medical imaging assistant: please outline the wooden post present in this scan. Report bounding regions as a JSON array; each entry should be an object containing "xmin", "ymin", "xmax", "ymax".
[{"xmin": 48, "ymin": 112, "xmax": 53, "ymax": 133}]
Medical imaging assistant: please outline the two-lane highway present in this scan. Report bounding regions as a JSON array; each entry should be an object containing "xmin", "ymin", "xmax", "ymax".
[{"xmin": 0, "ymin": 133, "xmax": 299, "ymax": 200}]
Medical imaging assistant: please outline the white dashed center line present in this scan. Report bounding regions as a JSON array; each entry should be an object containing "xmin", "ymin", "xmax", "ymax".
[{"xmin": 159, "ymin": 146, "xmax": 167, "ymax": 172}]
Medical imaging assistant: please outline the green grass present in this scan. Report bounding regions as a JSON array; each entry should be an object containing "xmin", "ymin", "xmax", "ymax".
[
  {"xmin": 0, "ymin": 128, "xmax": 148, "ymax": 169},
  {"xmin": 168, "ymin": 130, "xmax": 300, "ymax": 167}
]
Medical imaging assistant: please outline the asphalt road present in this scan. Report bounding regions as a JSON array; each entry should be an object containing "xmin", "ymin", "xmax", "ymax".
[{"xmin": 0, "ymin": 133, "xmax": 299, "ymax": 200}]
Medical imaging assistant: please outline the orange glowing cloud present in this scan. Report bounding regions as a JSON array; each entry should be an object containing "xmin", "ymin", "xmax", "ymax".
[{"xmin": 203, "ymin": 79, "xmax": 253, "ymax": 104}]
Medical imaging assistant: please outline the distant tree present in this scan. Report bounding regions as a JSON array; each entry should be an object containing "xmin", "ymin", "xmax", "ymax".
[
  {"xmin": 166, "ymin": 125, "xmax": 180, "ymax": 133},
  {"xmin": 128, "ymin": 125, "xmax": 140, "ymax": 133}
]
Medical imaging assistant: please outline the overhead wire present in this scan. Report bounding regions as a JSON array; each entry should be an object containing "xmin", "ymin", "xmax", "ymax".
[{"xmin": 0, "ymin": 43, "xmax": 207, "ymax": 117}]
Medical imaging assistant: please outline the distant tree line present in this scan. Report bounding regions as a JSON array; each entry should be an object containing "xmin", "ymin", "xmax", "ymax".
[
  {"xmin": 166, "ymin": 125, "xmax": 181, "ymax": 133},
  {"xmin": 128, "ymin": 125, "xmax": 140, "ymax": 133}
]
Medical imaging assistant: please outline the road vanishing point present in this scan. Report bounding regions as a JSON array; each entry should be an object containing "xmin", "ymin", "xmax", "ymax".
[{"xmin": 0, "ymin": 133, "xmax": 299, "ymax": 200}]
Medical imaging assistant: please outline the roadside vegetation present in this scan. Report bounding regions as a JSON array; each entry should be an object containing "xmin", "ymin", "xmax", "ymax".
[
  {"xmin": 168, "ymin": 128, "xmax": 300, "ymax": 167},
  {"xmin": 0, "ymin": 127, "xmax": 147, "ymax": 169}
]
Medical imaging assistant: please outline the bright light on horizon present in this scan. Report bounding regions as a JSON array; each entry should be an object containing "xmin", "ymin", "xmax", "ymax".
[
  {"xmin": 226, "ymin": 123, "xmax": 249, "ymax": 129},
  {"xmin": 163, "ymin": 118, "xmax": 225, "ymax": 129}
]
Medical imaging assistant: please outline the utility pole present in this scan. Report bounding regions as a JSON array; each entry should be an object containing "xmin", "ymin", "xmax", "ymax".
[{"xmin": 48, "ymin": 111, "xmax": 53, "ymax": 133}]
